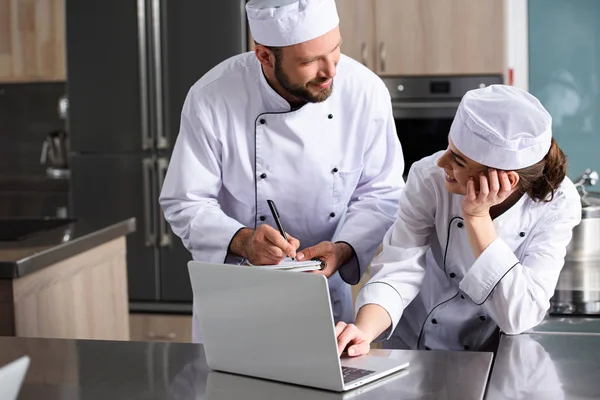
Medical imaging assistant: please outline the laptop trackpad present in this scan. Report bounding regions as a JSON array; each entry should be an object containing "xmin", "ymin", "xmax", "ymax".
[{"xmin": 340, "ymin": 354, "xmax": 409, "ymax": 378}]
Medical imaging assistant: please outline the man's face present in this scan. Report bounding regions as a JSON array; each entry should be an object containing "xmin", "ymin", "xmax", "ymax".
[{"xmin": 273, "ymin": 27, "xmax": 341, "ymax": 103}]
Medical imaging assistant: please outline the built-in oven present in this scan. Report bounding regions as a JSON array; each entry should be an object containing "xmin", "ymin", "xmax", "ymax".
[{"xmin": 382, "ymin": 75, "xmax": 504, "ymax": 177}]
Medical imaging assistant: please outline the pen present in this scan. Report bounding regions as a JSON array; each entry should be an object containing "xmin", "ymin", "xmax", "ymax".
[{"xmin": 266, "ymin": 199, "xmax": 295, "ymax": 260}]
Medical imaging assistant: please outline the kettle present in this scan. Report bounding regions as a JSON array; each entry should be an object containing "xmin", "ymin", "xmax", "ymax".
[
  {"xmin": 551, "ymin": 169, "xmax": 600, "ymax": 315},
  {"xmin": 40, "ymin": 129, "xmax": 70, "ymax": 179}
]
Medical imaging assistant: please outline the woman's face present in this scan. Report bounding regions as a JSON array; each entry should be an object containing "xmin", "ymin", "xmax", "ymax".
[{"xmin": 436, "ymin": 138, "xmax": 489, "ymax": 195}]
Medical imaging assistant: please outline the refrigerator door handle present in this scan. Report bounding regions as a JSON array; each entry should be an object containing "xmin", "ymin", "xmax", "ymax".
[
  {"xmin": 152, "ymin": 0, "xmax": 168, "ymax": 150},
  {"xmin": 142, "ymin": 157, "xmax": 157, "ymax": 246},
  {"xmin": 157, "ymin": 157, "xmax": 172, "ymax": 247},
  {"xmin": 239, "ymin": 0, "xmax": 248, "ymax": 51},
  {"xmin": 138, "ymin": 0, "xmax": 153, "ymax": 150}
]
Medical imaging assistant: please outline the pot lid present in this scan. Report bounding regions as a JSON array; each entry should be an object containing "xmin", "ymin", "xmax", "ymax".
[{"xmin": 580, "ymin": 191, "xmax": 600, "ymax": 218}]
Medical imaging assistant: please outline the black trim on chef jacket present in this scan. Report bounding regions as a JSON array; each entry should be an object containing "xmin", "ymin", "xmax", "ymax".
[
  {"xmin": 415, "ymin": 216, "xmax": 464, "ymax": 349},
  {"xmin": 224, "ymin": 227, "xmax": 248, "ymax": 263},
  {"xmin": 361, "ymin": 280, "xmax": 404, "ymax": 306},
  {"xmin": 336, "ymin": 241, "xmax": 361, "ymax": 285},
  {"xmin": 443, "ymin": 216, "xmax": 464, "ymax": 275},
  {"xmin": 252, "ymin": 108, "xmax": 335, "ymax": 232},
  {"xmin": 416, "ymin": 292, "xmax": 460, "ymax": 350},
  {"xmin": 414, "ymin": 216, "xmax": 521, "ymax": 349},
  {"xmin": 253, "ymin": 111, "xmax": 295, "ymax": 230},
  {"xmin": 471, "ymin": 261, "xmax": 520, "ymax": 306},
  {"xmin": 222, "ymin": 105, "xmax": 308, "ymax": 263}
]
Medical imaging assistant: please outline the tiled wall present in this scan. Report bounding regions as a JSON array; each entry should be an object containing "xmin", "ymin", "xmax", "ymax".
[
  {"xmin": 0, "ymin": 82, "xmax": 69, "ymax": 217},
  {"xmin": 0, "ymin": 82, "xmax": 67, "ymax": 178}
]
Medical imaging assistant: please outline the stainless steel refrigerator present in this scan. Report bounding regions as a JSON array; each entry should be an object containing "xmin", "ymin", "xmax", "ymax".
[{"xmin": 66, "ymin": 0, "xmax": 247, "ymax": 311}]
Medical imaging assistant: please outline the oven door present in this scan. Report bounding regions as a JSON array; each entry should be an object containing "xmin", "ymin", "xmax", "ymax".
[{"xmin": 393, "ymin": 100, "xmax": 459, "ymax": 178}]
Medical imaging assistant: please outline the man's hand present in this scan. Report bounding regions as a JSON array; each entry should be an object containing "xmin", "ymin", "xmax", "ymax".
[
  {"xmin": 230, "ymin": 226, "xmax": 300, "ymax": 265},
  {"xmin": 296, "ymin": 241, "xmax": 353, "ymax": 277}
]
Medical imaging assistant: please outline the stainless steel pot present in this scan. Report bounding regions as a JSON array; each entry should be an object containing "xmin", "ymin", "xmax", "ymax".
[{"xmin": 551, "ymin": 170, "xmax": 600, "ymax": 315}]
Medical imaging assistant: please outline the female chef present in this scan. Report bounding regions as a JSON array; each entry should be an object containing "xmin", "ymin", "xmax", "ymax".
[{"xmin": 335, "ymin": 84, "xmax": 582, "ymax": 354}]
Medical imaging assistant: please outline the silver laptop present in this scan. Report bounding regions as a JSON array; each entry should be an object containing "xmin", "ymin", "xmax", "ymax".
[
  {"xmin": 0, "ymin": 356, "xmax": 30, "ymax": 400},
  {"xmin": 206, "ymin": 369, "xmax": 409, "ymax": 400},
  {"xmin": 188, "ymin": 261, "xmax": 409, "ymax": 392}
]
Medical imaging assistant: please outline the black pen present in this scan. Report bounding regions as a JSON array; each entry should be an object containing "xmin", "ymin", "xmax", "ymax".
[{"xmin": 266, "ymin": 199, "xmax": 295, "ymax": 260}]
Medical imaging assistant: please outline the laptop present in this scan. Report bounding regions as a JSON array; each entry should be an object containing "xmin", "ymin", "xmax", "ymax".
[
  {"xmin": 188, "ymin": 261, "xmax": 409, "ymax": 392},
  {"xmin": 205, "ymin": 369, "xmax": 409, "ymax": 400},
  {"xmin": 0, "ymin": 356, "xmax": 30, "ymax": 400}
]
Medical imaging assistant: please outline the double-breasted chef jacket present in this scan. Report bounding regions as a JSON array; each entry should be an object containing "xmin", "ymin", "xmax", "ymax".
[
  {"xmin": 159, "ymin": 52, "xmax": 405, "ymax": 343},
  {"xmin": 356, "ymin": 151, "xmax": 582, "ymax": 351}
]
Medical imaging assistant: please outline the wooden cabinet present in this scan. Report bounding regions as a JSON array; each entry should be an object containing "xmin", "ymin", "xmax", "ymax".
[
  {"xmin": 0, "ymin": 237, "xmax": 130, "ymax": 341},
  {"xmin": 373, "ymin": 0, "xmax": 504, "ymax": 75},
  {"xmin": 337, "ymin": 0, "xmax": 504, "ymax": 76},
  {"xmin": 337, "ymin": 0, "xmax": 375, "ymax": 70},
  {"xmin": 0, "ymin": 0, "xmax": 66, "ymax": 83},
  {"xmin": 130, "ymin": 313, "xmax": 193, "ymax": 343}
]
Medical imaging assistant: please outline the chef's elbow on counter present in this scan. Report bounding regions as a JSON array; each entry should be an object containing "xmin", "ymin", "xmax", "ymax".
[{"xmin": 497, "ymin": 305, "xmax": 548, "ymax": 335}]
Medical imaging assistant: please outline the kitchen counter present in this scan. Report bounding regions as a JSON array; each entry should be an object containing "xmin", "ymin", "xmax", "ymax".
[
  {"xmin": 0, "ymin": 336, "xmax": 494, "ymax": 400},
  {"xmin": 0, "ymin": 217, "xmax": 135, "ymax": 278},
  {"xmin": 0, "ymin": 218, "xmax": 134, "ymax": 340},
  {"xmin": 522, "ymin": 316, "xmax": 600, "ymax": 335},
  {"xmin": 486, "ymin": 333, "xmax": 600, "ymax": 399}
]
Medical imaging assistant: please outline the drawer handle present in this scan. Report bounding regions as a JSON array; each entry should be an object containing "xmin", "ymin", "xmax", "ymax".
[
  {"xmin": 379, "ymin": 42, "xmax": 386, "ymax": 72},
  {"xmin": 147, "ymin": 331, "xmax": 176, "ymax": 340},
  {"xmin": 361, "ymin": 42, "xmax": 368, "ymax": 66}
]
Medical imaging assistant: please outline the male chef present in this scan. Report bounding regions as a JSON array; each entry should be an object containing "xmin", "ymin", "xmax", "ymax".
[{"xmin": 159, "ymin": 0, "xmax": 405, "ymax": 343}]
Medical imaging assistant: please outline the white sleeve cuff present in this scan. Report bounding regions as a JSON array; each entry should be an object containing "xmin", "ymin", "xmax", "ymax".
[
  {"xmin": 355, "ymin": 281, "xmax": 404, "ymax": 340},
  {"xmin": 459, "ymin": 238, "xmax": 520, "ymax": 305}
]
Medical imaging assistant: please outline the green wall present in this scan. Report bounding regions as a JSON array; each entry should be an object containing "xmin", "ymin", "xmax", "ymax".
[{"xmin": 529, "ymin": 0, "xmax": 600, "ymax": 180}]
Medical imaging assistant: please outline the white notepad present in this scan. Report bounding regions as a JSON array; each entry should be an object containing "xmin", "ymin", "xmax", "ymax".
[{"xmin": 246, "ymin": 257, "xmax": 325, "ymax": 272}]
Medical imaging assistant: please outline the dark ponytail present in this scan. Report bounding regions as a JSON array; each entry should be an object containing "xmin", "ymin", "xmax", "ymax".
[{"xmin": 516, "ymin": 138, "xmax": 567, "ymax": 202}]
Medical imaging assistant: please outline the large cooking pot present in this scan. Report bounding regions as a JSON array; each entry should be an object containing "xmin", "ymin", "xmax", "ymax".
[{"xmin": 551, "ymin": 170, "xmax": 600, "ymax": 315}]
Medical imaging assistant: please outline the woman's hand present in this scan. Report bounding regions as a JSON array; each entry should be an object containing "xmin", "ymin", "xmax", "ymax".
[
  {"xmin": 335, "ymin": 322, "xmax": 371, "ymax": 357},
  {"xmin": 461, "ymin": 169, "xmax": 513, "ymax": 218}
]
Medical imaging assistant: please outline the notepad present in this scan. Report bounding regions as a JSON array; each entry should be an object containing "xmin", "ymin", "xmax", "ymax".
[{"xmin": 246, "ymin": 257, "xmax": 325, "ymax": 272}]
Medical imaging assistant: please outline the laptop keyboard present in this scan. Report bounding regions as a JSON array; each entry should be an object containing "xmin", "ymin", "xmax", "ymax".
[{"xmin": 342, "ymin": 366, "xmax": 376, "ymax": 384}]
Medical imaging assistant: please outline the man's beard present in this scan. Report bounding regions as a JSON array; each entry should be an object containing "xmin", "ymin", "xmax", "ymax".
[{"xmin": 274, "ymin": 57, "xmax": 333, "ymax": 103}]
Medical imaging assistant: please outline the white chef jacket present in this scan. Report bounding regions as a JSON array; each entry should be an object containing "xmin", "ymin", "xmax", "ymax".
[
  {"xmin": 160, "ymin": 52, "xmax": 405, "ymax": 343},
  {"xmin": 356, "ymin": 151, "xmax": 582, "ymax": 351}
]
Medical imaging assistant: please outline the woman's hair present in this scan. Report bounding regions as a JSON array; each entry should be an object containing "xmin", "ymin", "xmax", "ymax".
[{"xmin": 515, "ymin": 138, "xmax": 567, "ymax": 202}]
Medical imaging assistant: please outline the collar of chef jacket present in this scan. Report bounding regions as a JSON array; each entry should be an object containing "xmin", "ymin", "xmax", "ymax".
[{"xmin": 257, "ymin": 63, "xmax": 295, "ymax": 112}]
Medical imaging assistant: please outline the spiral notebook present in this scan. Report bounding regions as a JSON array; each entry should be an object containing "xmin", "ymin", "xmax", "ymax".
[{"xmin": 246, "ymin": 257, "xmax": 325, "ymax": 272}]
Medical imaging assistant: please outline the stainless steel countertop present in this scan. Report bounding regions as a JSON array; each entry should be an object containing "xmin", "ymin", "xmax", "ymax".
[
  {"xmin": 0, "ymin": 217, "xmax": 135, "ymax": 278},
  {"xmin": 523, "ymin": 316, "xmax": 600, "ymax": 335},
  {"xmin": 486, "ymin": 333, "xmax": 600, "ymax": 399},
  {"xmin": 0, "ymin": 336, "xmax": 493, "ymax": 400}
]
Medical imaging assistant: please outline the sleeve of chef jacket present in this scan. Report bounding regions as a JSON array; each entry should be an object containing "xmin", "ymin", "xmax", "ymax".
[
  {"xmin": 159, "ymin": 91, "xmax": 244, "ymax": 263},
  {"xmin": 336, "ymin": 82, "xmax": 406, "ymax": 285},
  {"xmin": 459, "ymin": 190, "xmax": 582, "ymax": 335},
  {"xmin": 354, "ymin": 161, "xmax": 437, "ymax": 338}
]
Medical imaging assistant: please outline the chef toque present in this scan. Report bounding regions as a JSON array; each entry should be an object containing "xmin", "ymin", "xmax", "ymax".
[
  {"xmin": 449, "ymin": 84, "xmax": 553, "ymax": 170},
  {"xmin": 246, "ymin": 0, "xmax": 339, "ymax": 47}
]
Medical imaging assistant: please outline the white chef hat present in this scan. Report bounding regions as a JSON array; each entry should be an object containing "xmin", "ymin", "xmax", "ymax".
[
  {"xmin": 449, "ymin": 84, "xmax": 553, "ymax": 170},
  {"xmin": 246, "ymin": 0, "xmax": 339, "ymax": 47}
]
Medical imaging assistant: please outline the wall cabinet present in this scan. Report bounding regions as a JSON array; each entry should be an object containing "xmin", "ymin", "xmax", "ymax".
[
  {"xmin": 0, "ymin": 0, "xmax": 66, "ymax": 82},
  {"xmin": 337, "ymin": 0, "xmax": 375, "ymax": 70},
  {"xmin": 338, "ymin": 0, "xmax": 504, "ymax": 76}
]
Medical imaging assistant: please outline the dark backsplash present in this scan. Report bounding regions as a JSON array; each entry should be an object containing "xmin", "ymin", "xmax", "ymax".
[
  {"xmin": 0, "ymin": 82, "xmax": 67, "ymax": 178},
  {"xmin": 0, "ymin": 83, "xmax": 69, "ymax": 218}
]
